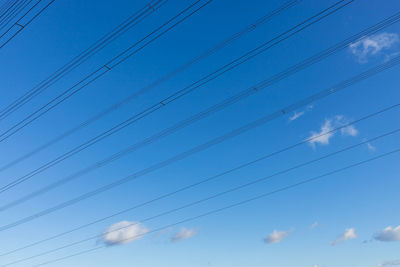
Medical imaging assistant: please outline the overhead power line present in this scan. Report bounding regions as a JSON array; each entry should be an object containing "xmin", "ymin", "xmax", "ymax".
[
  {"xmin": 0, "ymin": 0, "xmax": 213, "ymax": 137},
  {"xmin": 0, "ymin": 0, "xmax": 167, "ymax": 117},
  {"xmin": 0, "ymin": 0, "xmax": 301, "ymax": 175},
  {"xmin": 0, "ymin": 0, "xmax": 21, "ymax": 27},
  {"xmin": 1, "ymin": 53, "xmax": 399, "ymax": 232},
  {"xmin": 1, "ymin": 4, "xmax": 398, "ymax": 203},
  {"xmin": 0, "ymin": 0, "xmax": 352, "ymax": 193},
  {"xmin": 0, "ymin": 0, "xmax": 57, "ymax": 49},
  {"xmin": 6, "ymin": 145, "xmax": 400, "ymax": 267},
  {"xmin": 0, "ymin": 103, "xmax": 398, "ymax": 258}
]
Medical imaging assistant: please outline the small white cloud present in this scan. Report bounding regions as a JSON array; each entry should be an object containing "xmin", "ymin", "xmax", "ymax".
[
  {"xmin": 341, "ymin": 124, "xmax": 358, "ymax": 136},
  {"xmin": 367, "ymin": 142, "xmax": 376, "ymax": 152},
  {"xmin": 103, "ymin": 221, "xmax": 149, "ymax": 246},
  {"xmin": 374, "ymin": 225, "xmax": 400, "ymax": 242},
  {"xmin": 308, "ymin": 115, "xmax": 358, "ymax": 147},
  {"xmin": 289, "ymin": 111, "xmax": 305, "ymax": 121},
  {"xmin": 264, "ymin": 229, "xmax": 292, "ymax": 244},
  {"xmin": 349, "ymin": 32, "xmax": 399, "ymax": 63},
  {"xmin": 330, "ymin": 228, "xmax": 357, "ymax": 245},
  {"xmin": 308, "ymin": 119, "xmax": 335, "ymax": 146},
  {"xmin": 313, "ymin": 265, "xmax": 320, "ymax": 267},
  {"xmin": 171, "ymin": 228, "xmax": 196, "ymax": 242},
  {"xmin": 378, "ymin": 260, "xmax": 400, "ymax": 267},
  {"xmin": 335, "ymin": 115, "xmax": 358, "ymax": 137},
  {"xmin": 311, "ymin": 222, "xmax": 319, "ymax": 229}
]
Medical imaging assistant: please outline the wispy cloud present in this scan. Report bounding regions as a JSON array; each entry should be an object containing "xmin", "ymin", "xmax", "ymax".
[
  {"xmin": 374, "ymin": 225, "xmax": 400, "ymax": 242},
  {"xmin": 378, "ymin": 260, "xmax": 400, "ymax": 267},
  {"xmin": 308, "ymin": 115, "xmax": 358, "ymax": 147},
  {"xmin": 171, "ymin": 228, "xmax": 197, "ymax": 243},
  {"xmin": 264, "ymin": 229, "xmax": 292, "ymax": 244},
  {"xmin": 289, "ymin": 111, "xmax": 305, "ymax": 121},
  {"xmin": 367, "ymin": 142, "xmax": 376, "ymax": 152},
  {"xmin": 349, "ymin": 32, "xmax": 399, "ymax": 63},
  {"xmin": 311, "ymin": 222, "xmax": 319, "ymax": 229},
  {"xmin": 103, "ymin": 221, "xmax": 149, "ymax": 246},
  {"xmin": 330, "ymin": 228, "xmax": 357, "ymax": 246},
  {"xmin": 289, "ymin": 105, "xmax": 313, "ymax": 122}
]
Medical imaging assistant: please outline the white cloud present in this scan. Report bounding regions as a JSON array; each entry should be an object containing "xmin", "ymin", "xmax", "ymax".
[
  {"xmin": 308, "ymin": 119, "xmax": 335, "ymax": 146},
  {"xmin": 171, "ymin": 228, "xmax": 197, "ymax": 242},
  {"xmin": 264, "ymin": 229, "xmax": 292, "ymax": 244},
  {"xmin": 313, "ymin": 265, "xmax": 320, "ymax": 267},
  {"xmin": 374, "ymin": 225, "xmax": 400, "ymax": 242},
  {"xmin": 378, "ymin": 260, "xmax": 400, "ymax": 267},
  {"xmin": 308, "ymin": 115, "xmax": 358, "ymax": 147},
  {"xmin": 335, "ymin": 115, "xmax": 359, "ymax": 137},
  {"xmin": 289, "ymin": 111, "xmax": 305, "ymax": 121},
  {"xmin": 349, "ymin": 32, "xmax": 399, "ymax": 63},
  {"xmin": 330, "ymin": 228, "xmax": 357, "ymax": 245},
  {"xmin": 103, "ymin": 221, "xmax": 149, "ymax": 246},
  {"xmin": 311, "ymin": 222, "xmax": 319, "ymax": 229},
  {"xmin": 341, "ymin": 124, "xmax": 358, "ymax": 136},
  {"xmin": 367, "ymin": 142, "xmax": 376, "ymax": 152}
]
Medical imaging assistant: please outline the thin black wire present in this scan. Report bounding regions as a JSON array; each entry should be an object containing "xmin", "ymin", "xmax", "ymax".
[
  {"xmin": 0, "ymin": 0, "xmax": 15, "ymax": 17},
  {"xmin": 16, "ymin": 147, "xmax": 400, "ymax": 267},
  {"xmin": 0, "ymin": 0, "xmax": 21, "ymax": 27},
  {"xmin": 0, "ymin": 0, "xmax": 301, "ymax": 173},
  {"xmin": 0, "ymin": 0, "xmax": 32, "ymax": 32},
  {"xmin": 2, "ymin": 129, "xmax": 399, "ymax": 266},
  {"xmin": 0, "ymin": 3, "xmax": 391, "ymax": 199},
  {"xmin": 0, "ymin": 0, "xmax": 56, "ymax": 49},
  {"xmin": 0, "ymin": 0, "xmax": 30, "ymax": 31},
  {"xmin": 0, "ymin": 0, "xmax": 165, "ymax": 117},
  {"xmin": 1, "ymin": 53, "xmax": 398, "ymax": 232},
  {"xmin": 2, "ymin": 50, "xmax": 400, "ymax": 212},
  {"xmin": 0, "ymin": 0, "xmax": 352, "ymax": 193},
  {"xmin": 0, "ymin": 104, "xmax": 397, "ymax": 258},
  {"xmin": 0, "ymin": 0, "xmax": 210, "ymax": 134}
]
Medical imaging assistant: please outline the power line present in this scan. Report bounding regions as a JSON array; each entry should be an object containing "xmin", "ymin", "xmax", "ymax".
[
  {"xmin": 0, "ymin": 0, "xmax": 57, "ymax": 49},
  {"xmin": 1, "ymin": 4, "xmax": 397, "ymax": 202},
  {"xmin": 0, "ymin": 0, "xmax": 352, "ymax": 193},
  {"xmin": 1, "ymin": 44, "xmax": 400, "ymax": 212},
  {"xmin": 8, "ymin": 145, "xmax": 400, "ymax": 267},
  {"xmin": 0, "ymin": 0, "xmax": 301, "ymax": 176},
  {"xmin": 0, "ymin": 0, "xmax": 21, "ymax": 27},
  {"xmin": 0, "ymin": 104, "xmax": 397, "ymax": 258},
  {"xmin": 1, "ymin": 54, "xmax": 398, "ymax": 232},
  {"xmin": 0, "ymin": 0, "xmax": 212, "ymax": 135},
  {"xmin": 0, "ymin": 0, "xmax": 166, "ymax": 117},
  {"xmin": 0, "ymin": 0, "xmax": 31, "ymax": 31}
]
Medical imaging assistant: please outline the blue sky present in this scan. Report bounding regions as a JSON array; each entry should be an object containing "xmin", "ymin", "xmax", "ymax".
[{"xmin": 0, "ymin": 0, "xmax": 399, "ymax": 266}]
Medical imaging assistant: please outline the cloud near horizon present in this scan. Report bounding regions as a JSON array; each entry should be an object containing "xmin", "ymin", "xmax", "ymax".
[
  {"xmin": 378, "ymin": 259, "xmax": 400, "ymax": 267},
  {"xmin": 330, "ymin": 228, "xmax": 357, "ymax": 245},
  {"xmin": 171, "ymin": 228, "xmax": 197, "ymax": 242},
  {"xmin": 374, "ymin": 225, "xmax": 400, "ymax": 242},
  {"xmin": 264, "ymin": 229, "xmax": 292, "ymax": 244},
  {"xmin": 349, "ymin": 32, "xmax": 399, "ymax": 63},
  {"xmin": 102, "ymin": 221, "xmax": 149, "ymax": 246}
]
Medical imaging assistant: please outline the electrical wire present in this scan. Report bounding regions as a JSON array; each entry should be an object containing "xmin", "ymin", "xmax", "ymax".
[
  {"xmin": 0, "ymin": 103, "xmax": 397, "ymax": 258},
  {"xmin": 0, "ymin": 0, "xmax": 352, "ymax": 193},
  {"xmin": 0, "ymin": 0, "xmax": 57, "ymax": 49},
  {"xmin": 5, "ymin": 143, "xmax": 400, "ymax": 267},
  {"xmin": 0, "ymin": 0, "xmax": 166, "ymax": 116},
  {"xmin": 0, "ymin": 0, "xmax": 301, "ymax": 175},
  {"xmin": 0, "ymin": 53, "xmax": 398, "ymax": 232},
  {"xmin": 0, "ymin": 0, "xmax": 212, "ymax": 132}
]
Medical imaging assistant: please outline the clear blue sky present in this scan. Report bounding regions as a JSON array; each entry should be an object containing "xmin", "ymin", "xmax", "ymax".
[{"xmin": 0, "ymin": 0, "xmax": 399, "ymax": 266}]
